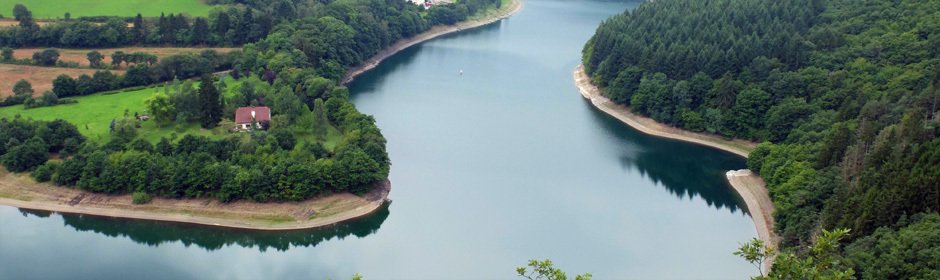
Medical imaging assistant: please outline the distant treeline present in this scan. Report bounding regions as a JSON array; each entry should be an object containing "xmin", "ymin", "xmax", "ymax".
[
  {"xmin": 0, "ymin": 0, "xmax": 502, "ymax": 48},
  {"xmin": 584, "ymin": 0, "xmax": 940, "ymax": 278}
]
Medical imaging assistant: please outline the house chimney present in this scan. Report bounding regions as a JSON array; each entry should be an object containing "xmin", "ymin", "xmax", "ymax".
[{"xmin": 251, "ymin": 110, "xmax": 256, "ymax": 118}]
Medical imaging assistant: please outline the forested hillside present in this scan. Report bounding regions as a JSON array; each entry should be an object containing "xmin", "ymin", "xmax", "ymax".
[
  {"xmin": 583, "ymin": 0, "xmax": 940, "ymax": 277},
  {"xmin": 1, "ymin": 0, "xmax": 504, "ymax": 203},
  {"xmin": 0, "ymin": 0, "xmax": 500, "ymax": 48}
]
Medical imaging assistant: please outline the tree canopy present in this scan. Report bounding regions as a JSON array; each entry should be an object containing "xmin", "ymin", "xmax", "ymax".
[{"xmin": 586, "ymin": 0, "xmax": 940, "ymax": 277}]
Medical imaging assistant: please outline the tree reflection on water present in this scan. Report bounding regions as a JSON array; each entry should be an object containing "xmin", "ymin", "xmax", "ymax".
[{"xmin": 18, "ymin": 201, "xmax": 391, "ymax": 252}]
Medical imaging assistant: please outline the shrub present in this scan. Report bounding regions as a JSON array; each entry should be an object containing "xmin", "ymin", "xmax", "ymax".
[
  {"xmin": 1, "ymin": 138, "xmax": 48, "ymax": 172},
  {"xmin": 12, "ymin": 79, "xmax": 33, "ymax": 96},
  {"xmin": 132, "ymin": 192, "xmax": 152, "ymax": 204},
  {"xmin": 32, "ymin": 48, "xmax": 60, "ymax": 66},
  {"xmin": 1, "ymin": 47, "xmax": 12, "ymax": 61},
  {"xmin": 31, "ymin": 162, "xmax": 59, "ymax": 182}
]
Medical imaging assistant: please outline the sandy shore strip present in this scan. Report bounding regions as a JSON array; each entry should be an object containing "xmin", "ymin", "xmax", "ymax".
[
  {"xmin": 341, "ymin": 0, "xmax": 524, "ymax": 85},
  {"xmin": 574, "ymin": 64, "xmax": 778, "ymax": 263},
  {"xmin": 727, "ymin": 169, "xmax": 778, "ymax": 272},
  {"xmin": 573, "ymin": 65, "xmax": 756, "ymax": 157},
  {"xmin": 0, "ymin": 168, "xmax": 390, "ymax": 231}
]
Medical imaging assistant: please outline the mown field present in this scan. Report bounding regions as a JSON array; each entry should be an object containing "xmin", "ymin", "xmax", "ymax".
[
  {"xmin": 0, "ymin": 0, "xmax": 214, "ymax": 19},
  {"xmin": 0, "ymin": 19, "xmax": 53, "ymax": 27},
  {"xmin": 0, "ymin": 78, "xmax": 345, "ymax": 147},
  {"xmin": 0, "ymin": 64, "xmax": 124, "ymax": 97},
  {"xmin": 10, "ymin": 47, "xmax": 238, "ymax": 67},
  {"xmin": 0, "ymin": 84, "xmax": 219, "ymax": 143}
]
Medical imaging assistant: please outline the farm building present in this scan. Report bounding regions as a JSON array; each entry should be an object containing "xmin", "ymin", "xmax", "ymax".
[
  {"xmin": 234, "ymin": 106, "xmax": 271, "ymax": 131},
  {"xmin": 409, "ymin": 0, "xmax": 450, "ymax": 9}
]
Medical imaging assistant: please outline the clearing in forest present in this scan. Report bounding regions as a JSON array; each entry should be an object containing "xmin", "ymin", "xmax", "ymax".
[
  {"xmin": 0, "ymin": 79, "xmax": 345, "ymax": 146},
  {"xmin": 0, "ymin": 85, "xmax": 217, "ymax": 143}
]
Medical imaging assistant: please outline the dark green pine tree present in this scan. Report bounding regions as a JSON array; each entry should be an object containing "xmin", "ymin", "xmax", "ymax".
[
  {"xmin": 192, "ymin": 17, "xmax": 209, "ymax": 45},
  {"xmin": 132, "ymin": 14, "xmax": 146, "ymax": 44},
  {"xmin": 199, "ymin": 75, "xmax": 222, "ymax": 128},
  {"xmin": 158, "ymin": 13, "xmax": 168, "ymax": 44}
]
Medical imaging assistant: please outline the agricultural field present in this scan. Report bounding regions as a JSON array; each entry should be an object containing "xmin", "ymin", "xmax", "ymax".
[
  {"xmin": 0, "ymin": 64, "xmax": 124, "ymax": 97},
  {"xmin": 0, "ymin": 0, "xmax": 215, "ymax": 19},
  {"xmin": 0, "ymin": 79, "xmax": 345, "ymax": 146},
  {"xmin": 0, "ymin": 19, "xmax": 53, "ymax": 27},
  {"xmin": 0, "ymin": 85, "xmax": 211, "ymax": 143},
  {"xmin": 9, "ymin": 47, "xmax": 238, "ymax": 67}
]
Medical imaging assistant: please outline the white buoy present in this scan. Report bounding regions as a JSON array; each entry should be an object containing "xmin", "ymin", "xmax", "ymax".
[{"xmin": 459, "ymin": 69, "xmax": 464, "ymax": 75}]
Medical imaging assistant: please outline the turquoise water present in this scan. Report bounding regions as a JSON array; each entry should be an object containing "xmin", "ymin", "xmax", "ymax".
[{"xmin": 0, "ymin": 1, "xmax": 757, "ymax": 279}]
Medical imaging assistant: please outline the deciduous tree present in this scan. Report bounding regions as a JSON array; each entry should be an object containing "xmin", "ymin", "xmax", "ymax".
[
  {"xmin": 52, "ymin": 75, "xmax": 78, "ymax": 97},
  {"xmin": 31, "ymin": 49, "xmax": 60, "ymax": 66},
  {"xmin": 145, "ymin": 92, "xmax": 176, "ymax": 127},
  {"xmin": 12, "ymin": 79, "xmax": 33, "ymax": 96},
  {"xmin": 516, "ymin": 259, "xmax": 592, "ymax": 280},
  {"xmin": 86, "ymin": 51, "xmax": 104, "ymax": 68}
]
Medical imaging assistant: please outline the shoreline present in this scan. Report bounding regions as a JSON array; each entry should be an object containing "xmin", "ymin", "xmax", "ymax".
[
  {"xmin": 0, "ymin": 168, "xmax": 390, "ymax": 231},
  {"xmin": 573, "ymin": 66, "xmax": 755, "ymax": 157},
  {"xmin": 573, "ymin": 65, "xmax": 779, "ymax": 264},
  {"xmin": 0, "ymin": 2, "xmax": 526, "ymax": 230},
  {"xmin": 341, "ymin": 0, "xmax": 524, "ymax": 85},
  {"xmin": 727, "ymin": 169, "xmax": 778, "ymax": 273}
]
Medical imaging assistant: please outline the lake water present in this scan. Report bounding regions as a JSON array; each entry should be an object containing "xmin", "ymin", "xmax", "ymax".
[{"xmin": 0, "ymin": 1, "xmax": 757, "ymax": 279}]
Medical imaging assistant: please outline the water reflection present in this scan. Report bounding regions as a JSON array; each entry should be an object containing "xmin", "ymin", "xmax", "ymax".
[
  {"xmin": 351, "ymin": 21, "xmax": 505, "ymax": 93},
  {"xmin": 19, "ymin": 201, "xmax": 391, "ymax": 252},
  {"xmin": 587, "ymin": 102, "xmax": 749, "ymax": 214}
]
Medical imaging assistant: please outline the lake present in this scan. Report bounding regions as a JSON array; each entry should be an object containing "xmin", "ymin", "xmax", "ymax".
[{"xmin": 0, "ymin": 0, "xmax": 757, "ymax": 279}]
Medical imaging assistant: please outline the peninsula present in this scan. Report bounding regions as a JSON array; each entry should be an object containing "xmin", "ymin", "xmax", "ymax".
[{"xmin": 0, "ymin": 0, "xmax": 522, "ymax": 230}]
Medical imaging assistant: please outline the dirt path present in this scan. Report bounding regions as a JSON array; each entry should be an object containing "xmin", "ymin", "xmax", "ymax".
[
  {"xmin": 341, "ymin": 0, "xmax": 524, "ymax": 85},
  {"xmin": 574, "ymin": 65, "xmax": 778, "ymax": 267},
  {"xmin": 0, "ymin": 168, "xmax": 390, "ymax": 231}
]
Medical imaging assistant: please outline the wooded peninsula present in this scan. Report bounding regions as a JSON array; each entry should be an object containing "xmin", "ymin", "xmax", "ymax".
[{"xmin": 0, "ymin": 0, "xmax": 516, "ymax": 229}]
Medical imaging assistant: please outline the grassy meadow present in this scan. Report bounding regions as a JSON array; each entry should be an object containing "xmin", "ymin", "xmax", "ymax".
[
  {"xmin": 0, "ymin": 0, "xmax": 214, "ymax": 19},
  {"xmin": 0, "ymin": 77, "xmax": 346, "ymax": 148},
  {"xmin": 0, "ymin": 85, "xmax": 222, "ymax": 143}
]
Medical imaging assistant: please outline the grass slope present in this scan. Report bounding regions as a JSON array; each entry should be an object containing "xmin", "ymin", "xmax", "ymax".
[
  {"xmin": 0, "ymin": 78, "xmax": 345, "ymax": 148},
  {"xmin": 0, "ymin": 85, "xmax": 222, "ymax": 143},
  {"xmin": 0, "ymin": 0, "xmax": 214, "ymax": 19}
]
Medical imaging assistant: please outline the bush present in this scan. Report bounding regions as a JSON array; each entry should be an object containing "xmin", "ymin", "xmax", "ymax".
[
  {"xmin": 1, "ymin": 138, "xmax": 48, "ymax": 172},
  {"xmin": 132, "ymin": 191, "xmax": 152, "ymax": 204},
  {"xmin": 31, "ymin": 162, "xmax": 59, "ymax": 182},
  {"xmin": 12, "ymin": 79, "xmax": 33, "ymax": 96},
  {"xmin": 32, "ymin": 49, "xmax": 60, "ymax": 66},
  {"xmin": 1, "ymin": 47, "xmax": 12, "ymax": 61}
]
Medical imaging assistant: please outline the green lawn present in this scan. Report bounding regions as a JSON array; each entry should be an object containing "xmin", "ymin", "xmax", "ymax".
[
  {"xmin": 0, "ymin": 78, "xmax": 346, "ymax": 149},
  {"xmin": 0, "ymin": 0, "xmax": 214, "ymax": 19},
  {"xmin": 0, "ymin": 85, "xmax": 226, "ymax": 143}
]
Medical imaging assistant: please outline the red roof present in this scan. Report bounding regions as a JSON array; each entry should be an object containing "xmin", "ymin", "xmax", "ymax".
[{"xmin": 235, "ymin": 107, "xmax": 271, "ymax": 124}]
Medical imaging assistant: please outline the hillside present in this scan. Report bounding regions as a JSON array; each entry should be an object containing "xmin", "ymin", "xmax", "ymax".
[{"xmin": 583, "ymin": 0, "xmax": 940, "ymax": 278}]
